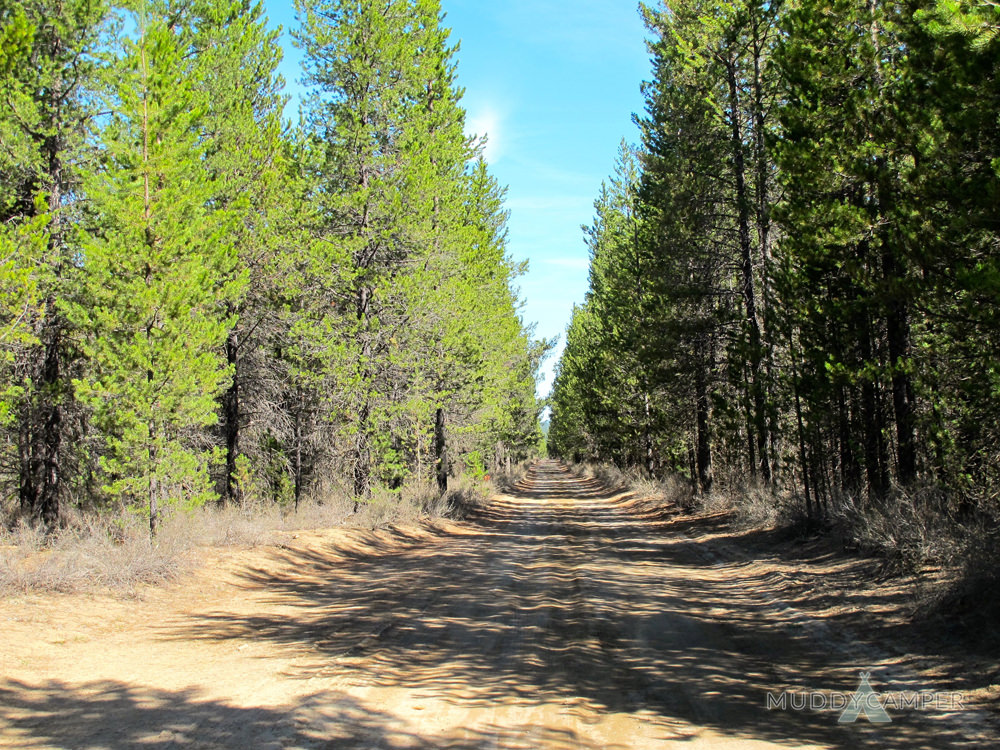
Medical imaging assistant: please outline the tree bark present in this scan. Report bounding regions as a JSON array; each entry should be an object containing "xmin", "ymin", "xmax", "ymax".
[
  {"xmin": 434, "ymin": 407, "xmax": 447, "ymax": 494},
  {"xmin": 18, "ymin": 28, "xmax": 68, "ymax": 528},
  {"xmin": 725, "ymin": 57, "xmax": 771, "ymax": 484},
  {"xmin": 860, "ymin": 317, "xmax": 889, "ymax": 502},
  {"xmin": 294, "ymin": 394, "xmax": 303, "ymax": 512},
  {"xmin": 222, "ymin": 329, "xmax": 242, "ymax": 505},
  {"xmin": 694, "ymin": 340, "xmax": 714, "ymax": 495}
]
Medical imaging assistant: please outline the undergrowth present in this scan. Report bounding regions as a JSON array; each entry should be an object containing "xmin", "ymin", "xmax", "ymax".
[{"xmin": 0, "ymin": 471, "xmax": 492, "ymax": 596}]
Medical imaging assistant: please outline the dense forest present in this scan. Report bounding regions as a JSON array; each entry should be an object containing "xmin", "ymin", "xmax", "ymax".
[
  {"xmin": 550, "ymin": 0, "xmax": 1000, "ymax": 531},
  {"xmin": 0, "ymin": 0, "xmax": 546, "ymax": 533}
]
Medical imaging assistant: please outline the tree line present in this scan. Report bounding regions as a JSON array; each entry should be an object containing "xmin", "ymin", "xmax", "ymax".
[
  {"xmin": 549, "ymin": 0, "xmax": 1000, "ymax": 523},
  {"xmin": 0, "ymin": 0, "xmax": 546, "ymax": 533}
]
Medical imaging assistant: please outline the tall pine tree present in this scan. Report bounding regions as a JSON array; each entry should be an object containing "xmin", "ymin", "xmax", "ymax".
[{"xmin": 71, "ymin": 1, "xmax": 245, "ymax": 533}]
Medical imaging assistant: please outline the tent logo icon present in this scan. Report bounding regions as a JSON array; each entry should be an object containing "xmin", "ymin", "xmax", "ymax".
[{"xmin": 838, "ymin": 672, "xmax": 892, "ymax": 724}]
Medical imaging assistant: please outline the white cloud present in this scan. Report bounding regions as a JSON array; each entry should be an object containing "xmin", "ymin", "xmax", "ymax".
[{"xmin": 465, "ymin": 106, "xmax": 503, "ymax": 163}]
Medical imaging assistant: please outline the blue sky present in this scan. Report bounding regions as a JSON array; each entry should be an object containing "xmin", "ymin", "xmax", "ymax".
[{"xmin": 262, "ymin": 1, "xmax": 652, "ymax": 397}]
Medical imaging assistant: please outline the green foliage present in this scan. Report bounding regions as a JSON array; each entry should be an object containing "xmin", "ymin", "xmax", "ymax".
[
  {"xmin": 294, "ymin": 0, "xmax": 545, "ymax": 496},
  {"xmin": 0, "ymin": 203, "xmax": 47, "ymax": 427},
  {"xmin": 69, "ymin": 3, "xmax": 245, "ymax": 521},
  {"xmin": 0, "ymin": 0, "xmax": 548, "ymax": 530},
  {"xmin": 554, "ymin": 0, "xmax": 1000, "ymax": 523},
  {"xmin": 463, "ymin": 451, "xmax": 487, "ymax": 481},
  {"xmin": 918, "ymin": 0, "xmax": 1000, "ymax": 50},
  {"xmin": 0, "ymin": 0, "xmax": 109, "ymax": 525}
]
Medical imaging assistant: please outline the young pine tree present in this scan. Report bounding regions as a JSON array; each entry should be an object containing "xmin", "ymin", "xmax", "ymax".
[
  {"xmin": 192, "ymin": 0, "xmax": 296, "ymax": 506},
  {"xmin": 71, "ymin": 2, "xmax": 245, "ymax": 534}
]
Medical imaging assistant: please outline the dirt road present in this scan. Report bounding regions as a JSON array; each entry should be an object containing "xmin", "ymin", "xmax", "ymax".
[{"xmin": 0, "ymin": 460, "xmax": 987, "ymax": 748}]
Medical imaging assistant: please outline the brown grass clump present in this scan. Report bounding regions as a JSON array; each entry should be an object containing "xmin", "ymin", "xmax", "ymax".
[
  {"xmin": 630, "ymin": 473, "xmax": 694, "ymax": 512},
  {"xmin": 0, "ymin": 511, "xmax": 188, "ymax": 596},
  {"xmin": 492, "ymin": 462, "xmax": 530, "ymax": 494}
]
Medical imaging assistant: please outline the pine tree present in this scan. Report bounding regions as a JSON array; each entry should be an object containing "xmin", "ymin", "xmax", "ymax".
[
  {"xmin": 70, "ymin": 1, "xmax": 245, "ymax": 533},
  {"xmin": 899, "ymin": 0, "xmax": 1000, "ymax": 488},
  {"xmin": 191, "ymin": 0, "xmax": 295, "ymax": 505},
  {"xmin": 0, "ymin": 207, "xmax": 47, "ymax": 432},
  {"xmin": 296, "ymin": 0, "xmax": 418, "ymax": 497},
  {"xmin": 774, "ymin": 0, "xmax": 913, "ymax": 501},
  {"xmin": 295, "ymin": 0, "xmax": 543, "ymax": 496},
  {"xmin": 0, "ymin": 0, "xmax": 107, "ymax": 525}
]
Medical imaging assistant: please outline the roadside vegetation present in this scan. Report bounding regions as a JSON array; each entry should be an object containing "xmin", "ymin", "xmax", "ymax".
[{"xmin": 0, "ymin": 470, "xmax": 497, "ymax": 596}]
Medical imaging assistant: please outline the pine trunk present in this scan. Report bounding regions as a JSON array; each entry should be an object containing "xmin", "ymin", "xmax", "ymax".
[
  {"xmin": 726, "ymin": 59, "xmax": 770, "ymax": 485},
  {"xmin": 694, "ymin": 340, "xmax": 714, "ymax": 494},
  {"xmin": 223, "ymin": 330, "xmax": 242, "ymax": 505},
  {"xmin": 434, "ymin": 407, "xmax": 447, "ymax": 494}
]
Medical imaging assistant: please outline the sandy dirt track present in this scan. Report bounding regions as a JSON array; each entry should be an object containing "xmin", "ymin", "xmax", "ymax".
[{"xmin": 0, "ymin": 460, "xmax": 989, "ymax": 748}]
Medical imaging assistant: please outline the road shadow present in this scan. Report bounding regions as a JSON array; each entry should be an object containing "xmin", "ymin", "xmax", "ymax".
[
  {"xmin": 501, "ymin": 462, "xmax": 629, "ymax": 502},
  {"xmin": 0, "ymin": 679, "xmax": 628, "ymax": 750},
  {"xmin": 175, "ymin": 460, "xmax": 986, "ymax": 748}
]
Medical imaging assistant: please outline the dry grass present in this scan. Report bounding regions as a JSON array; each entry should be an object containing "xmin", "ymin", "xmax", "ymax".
[
  {"xmin": 566, "ymin": 462, "xmax": 949, "ymax": 564},
  {"xmin": 0, "ymin": 511, "xmax": 188, "ymax": 596},
  {"xmin": 442, "ymin": 473, "xmax": 494, "ymax": 518},
  {"xmin": 728, "ymin": 483, "xmax": 800, "ymax": 530},
  {"xmin": 568, "ymin": 461, "xmax": 627, "ymax": 490},
  {"xmin": 0, "ymin": 473, "xmax": 489, "ymax": 596},
  {"xmin": 629, "ymin": 473, "xmax": 694, "ymax": 511},
  {"xmin": 827, "ymin": 485, "xmax": 964, "ymax": 574},
  {"xmin": 492, "ymin": 462, "xmax": 530, "ymax": 494}
]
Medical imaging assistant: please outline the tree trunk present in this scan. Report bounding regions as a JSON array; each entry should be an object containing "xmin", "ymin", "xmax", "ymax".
[
  {"xmin": 789, "ymin": 331, "xmax": 814, "ymax": 520},
  {"xmin": 434, "ymin": 407, "xmax": 447, "ymax": 494},
  {"xmin": 742, "ymin": 361, "xmax": 757, "ymax": 477},
  {"xmin": 18, "ymin": 415, "xmax": 35, "ymax": 517},
  {"xmin": 222, "ymin": 329, "xmax": 242, "ymax": 505},
  {"xmin": 643, "ymin": 391, "xmax": 654, "ymax": 478},
  {"xmin": 726, "ymin": 58, "xmax": 770, "ymax": 484},
  {"xmin": 294, "ymin": 397, "xmax": 303, "ymax": 512},
  {"xmin": 18, "ymin": 54, "xmax": 67, "ymax": 528},
  {"xmin": 837, "ymin": 384, "xmax": 860, "ymax": 493},
  {"xmin": 148, "ymin": 417, "xmax": 158, "ymax": 538},
  {"xmin": 36, "ymin": 311, "xmax": 62, "ymax": 528},
  {"xmin": 876, "ymin": 171, "xmax": 917, "ymax": 485},
  {"xmin": 886, "ymin": 303, "xmax": 916, "ymax": 484},
  {"xmin": 860, "ymin": 318, "xmax": 889, "ymax": 502},
  {"xmin": 353, "ymin": 283, "xmax": 373, "ymax": 500},
  {"xmin": 751, "ymin": 9, "xmax": 778, "ymax": 483},
  {"xmin": 353, "ymin": 399, "xmax": 371, "ymax": 500},
  {"xmin": 694, "ymin": 341, "xmax": 714, "ymax": 495}
]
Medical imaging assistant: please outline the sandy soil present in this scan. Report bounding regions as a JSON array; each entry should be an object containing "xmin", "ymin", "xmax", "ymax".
[{"xmin": 0, "ymin": 460, "xmax": 994, "ymax": 749}]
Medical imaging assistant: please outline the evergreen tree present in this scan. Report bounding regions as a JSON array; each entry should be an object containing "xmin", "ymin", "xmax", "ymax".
[
  {"xmin": 774, "ymin": 0, "xmax": 914, "ymax": 502},
  {"xmin": 70, "ymin": 1, "xmax": 245, "ymax": 533},
  {"xmin": 192, "ymin": 0, "xmax": 295, "ymax": 505},
  {"xmin": 296, "ymin": 0, "xmax": 421, "ymax": 497},
  {"xmin": 295, "ymin": 0, "xmax": 543, "ymax": 497},
  {"xmin": 0, "ymin": 0, "xmax": 107, "ymax": 525}
]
